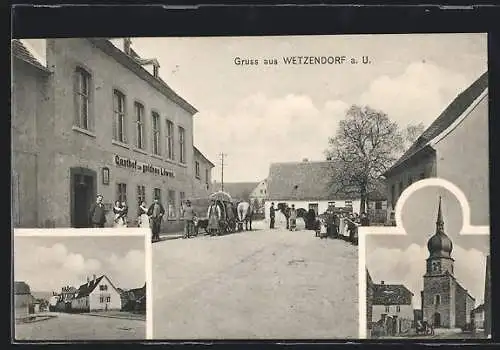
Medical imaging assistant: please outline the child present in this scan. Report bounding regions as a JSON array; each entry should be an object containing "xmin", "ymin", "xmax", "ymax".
[
  {"xmin": 314, "ymin": 216, "xmax": 321, "ymax": 237},
  {"xmin": 192, "ymin": 214, "xmax": 199, "ymax": 237},
  {"xmin": 319, "ymin": 217, "xmax": 328, "ymax": 239}
]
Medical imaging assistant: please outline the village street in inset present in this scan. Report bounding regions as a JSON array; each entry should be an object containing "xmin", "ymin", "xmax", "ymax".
[{"xmin": 153, "ymin": 222, "xmax": 358, "ymax": 339}]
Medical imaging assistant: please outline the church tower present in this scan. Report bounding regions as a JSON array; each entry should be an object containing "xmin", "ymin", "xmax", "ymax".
[{"xmin": 422, "ymin": 197, "xmax": 456, "ymax": 328}]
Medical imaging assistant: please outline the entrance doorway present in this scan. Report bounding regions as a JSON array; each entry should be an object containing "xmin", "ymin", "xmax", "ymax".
[
  {"xmin": 308, "ymin": 203, "xmax": 319, "ymax": 216},
  {"xmin": 433, "ymin": 312, "xmax": 441, "ymax": 328},
  {"xmin": 70, "ymin": 167, "xmax": 97, "ymax": 228}
]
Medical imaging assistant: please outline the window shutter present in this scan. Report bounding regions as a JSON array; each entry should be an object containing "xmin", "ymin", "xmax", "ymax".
[
  {"xmin": 133, "ymin": 104, "xmax": 138, "ymax": 147},
  {"xmin": 112, "ymin": 92, "xmax": 117, "ymax": 140},
  {"xmin": 73, "ymin": 70, "xmax": 80, "ymax": 127}
]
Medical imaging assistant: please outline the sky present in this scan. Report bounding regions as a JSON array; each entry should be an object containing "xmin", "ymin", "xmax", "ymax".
[
  {"xmin": 366, "ymin": 186, "xmax": 490, "ymax": 309},
  {"xmin": 122, "ymin": 33, "xmax": 487, "ymax": 182},
  {"xmin": 14, "ymin": 236, "xmax": 145, "ymax": 292}
]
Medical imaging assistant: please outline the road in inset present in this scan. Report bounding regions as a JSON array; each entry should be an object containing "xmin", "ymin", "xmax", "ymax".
[
  {"xmin": 153, "ymin": 221, "xmax": 358, "ymax": 339},
  {"xmin": 15, "ymin": 312, "xmax": 146, "ymax": 340}
]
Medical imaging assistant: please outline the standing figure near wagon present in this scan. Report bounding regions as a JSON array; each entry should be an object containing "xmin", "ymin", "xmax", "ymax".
[{"xmin": 207, "ymin": 199, "xmax": 221, "ymax": 236}]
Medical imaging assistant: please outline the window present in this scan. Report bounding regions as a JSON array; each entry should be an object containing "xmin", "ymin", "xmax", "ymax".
[
  {"xmin": 113, "ymin": 90, "xmax": 127, "ymax": 142},
  {"xmin": 345, "ymin": 200, "xmax": 353, "ymax": 208},
  {"xmin": 385, "ymin": 306, "xmax": 390, "ymax": 313},
  {"xmin": 134, "ymin": 102, "xmax": 145, "ymax": 149},
  {"xmin": 137, "ymin": 185, "xmax": 146, "ymax": 205},
  {"xmin": 396, "ymin": 305, "xmax": 401, "ymax": 312},
  {"xmin": 195, "ymin": 161, "xmax": 200, "ymax": 178},
  {"xmin": 152, "ymin": 112, "xmax": 161, "ymax": 155},
  {"xmin": 100, "ymin": 297, "xmax": 104, "ymax": 303},
  {"xmin": 106, "ymin": 296, "xmax": 111, "ymax": 302},
  {"xmin": 99, "ymin": 285, "xmax": 108, "ymax": 291},
  {"xmin": 153, "ymin": 188, "xmax": 162, "ymax": 203},
  {"xmin": 117, "ymin": 183, "xmax": 127, "ymax": 203},
  {"xmin": 435, "ymin": 295, "xmax": 441, "ymax": 305},
  {"xmin": 260, "ymin": 189, "xmax": 264, "ymax": 195},
  {"xmin": 180, "ymin": 191, "xmax": 185, "ymax": 218},
  {"xmin": 205, "ymin": 168, "xmax": 209, "ymax": 184},
  {"xmin": 179, "ymin": 126, "xmax": 186, "ymax": 163},
  {"xmin": 153, "ymin": 65, "xmax": 159, "ymax": 78},
  {"xmin": 375, "ymin": 201, "xmax": 382, "ymax": 210},
  {"xmin": 74, "ymin": 67, "xmax": 92, "ymax": 130},
  {"xmin": 166, "ymin": 120, "xmax": 174, "ymax": 160},
  {"xmin": 432, "ymin": 261, "xmax": 441, "ymax": 272},
  {"xmin": 168, "ymin": 190, "xmax": 176, "ymax": 219}
]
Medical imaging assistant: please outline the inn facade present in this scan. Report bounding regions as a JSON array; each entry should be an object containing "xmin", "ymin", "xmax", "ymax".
[{"xmin": 12, "ymin": 38, "xmax": 213, "ymax": 231}]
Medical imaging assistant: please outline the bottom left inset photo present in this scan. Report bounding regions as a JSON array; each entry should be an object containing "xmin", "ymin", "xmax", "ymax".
[{"xmin": 13, "ymin": 234, "xmax": 147, "ymax": 341}]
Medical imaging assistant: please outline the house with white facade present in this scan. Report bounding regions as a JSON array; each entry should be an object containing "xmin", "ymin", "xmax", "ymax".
[
  {"xmin": 249, "ymin": 179, "xmax": 268, "ymax": 214},
  {"xmin": 71, "ymin": 275, "xmax": 122, "ymax": 312},
  {"xmin": 372, "ymin": 281, "xmax": 414, "ymax": 335},
  {"xmin": 264, "ymin": 159, "xmax": 386, "ymax": 221}
]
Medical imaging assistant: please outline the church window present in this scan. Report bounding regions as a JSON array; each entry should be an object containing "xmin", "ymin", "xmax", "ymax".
[{"xmin": 434, "ymin": 295, "xmax": 441, "ymax": 305}]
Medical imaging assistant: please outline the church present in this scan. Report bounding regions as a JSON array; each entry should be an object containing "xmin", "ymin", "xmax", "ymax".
[{"xmin": 421, "ymin": 197, "xmax": 475, "ymax": 329}]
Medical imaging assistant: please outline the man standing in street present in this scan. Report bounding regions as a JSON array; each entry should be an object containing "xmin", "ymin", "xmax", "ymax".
[
  {"xmin": 182, "ymin": 200, "xmax": 196, "ymax": 239},
  {"xmin": 269, "ymin": 202, "xmax": 276, "ymax": 229},
  {"xmin": 89, "ymin": 194, "xmax": 106, "ymax": 228},
  {"xmin": 148, "ymin": 197, "xmax": 165, "ymax": 242}
]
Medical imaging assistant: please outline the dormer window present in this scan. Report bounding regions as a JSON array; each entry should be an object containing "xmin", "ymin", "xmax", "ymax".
[{"xmin": 153, "ymin": 64, "xmax": 159, "ymax": 78}]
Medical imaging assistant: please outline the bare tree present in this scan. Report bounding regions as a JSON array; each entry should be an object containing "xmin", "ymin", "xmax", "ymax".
[
  {"xmin": 326, "ymin": 105, "xmax": 405, "ymax": 213},
  {"xmin": 402, "ymin": 122, "xmax": 426, "ymax": 151}
]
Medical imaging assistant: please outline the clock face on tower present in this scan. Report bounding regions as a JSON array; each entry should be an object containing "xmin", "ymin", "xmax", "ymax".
[{"xmin": 431, "ymin": 261, "xmax": 442, "ymax": 273}]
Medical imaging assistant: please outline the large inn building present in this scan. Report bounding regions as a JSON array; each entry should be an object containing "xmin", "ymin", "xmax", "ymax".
[{"xmin": 12, "ymin": 38, "xmax": 214, "ymax": 231}]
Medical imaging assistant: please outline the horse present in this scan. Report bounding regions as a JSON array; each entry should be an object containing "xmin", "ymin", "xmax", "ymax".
[{"xmin": 236, "ymin": 201, "xmax": 253, "ymax": 231}]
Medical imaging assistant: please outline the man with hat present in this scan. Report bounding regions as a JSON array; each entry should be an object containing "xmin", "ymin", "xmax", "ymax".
[
  {"xmin": 147, "ymin": 197, "xmax": 165, "ymax": 242},
  {"xmin": 182, "ymin": 199, "xmax": 197, "ymax": 239},
  {"xmin": 89, "ymin": 194, "xmax": 106, "ymax": 228}
]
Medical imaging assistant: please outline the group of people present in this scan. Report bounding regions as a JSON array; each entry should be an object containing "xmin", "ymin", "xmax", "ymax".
[
  {"xmin": 88, "ymin": 194, "xmax": 170, "ymax": 242},
  {"xmin": 267, "ymin": 201, "xmax": 370, "ymax": 245}
]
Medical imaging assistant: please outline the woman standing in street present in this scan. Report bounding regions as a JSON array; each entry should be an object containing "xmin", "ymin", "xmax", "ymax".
[
  {"xmin": 113, "ymin": 201, "xmax": 125, "ymax": 227},
  {"xmin": 138, "ymin": 201, "xmax": 150, "ymax": 228},
  {"xmin": 207, "ymin": 199, "xmax": 221, "ymax": 236}
]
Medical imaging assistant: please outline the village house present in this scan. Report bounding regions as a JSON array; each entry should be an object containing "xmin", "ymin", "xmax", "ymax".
[
  {"xmin": 264, "ymin": 159, "xmax": 387, "ymax": 222},
  {"xmin": 472, "ymin": 304, "xmax": 485, "ymax": 330},
  {"xmin": 383, "ymin": 72, "xmax": 488, "ymax": 225},
  {"xmin": 71, "ymin": 275, "xmax": 122, "ymax": 312},
  {"xmin": 371, "ymin": 281, "xmax": 414, "ymax": 336},
  {"xmin": 249, "ymin": 179, "xmax": 268, "ymax": 214},
  {"xmin": 121, "ymin": 283, "xmax": 146, "ymax": 313},
  {"xmin": 421, "ymin": 198, "xmax": 475, "ymax": 329},
  {"xmin": 11, "ymin": 38, "xmax": 213, "ymax": 232},
  {"xmin": 14, "ymin": 281, "xmax": 34, "ymax": 321}
]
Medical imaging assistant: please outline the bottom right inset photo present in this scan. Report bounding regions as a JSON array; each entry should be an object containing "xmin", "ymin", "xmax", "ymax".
[{"xmin": 364, "ymin": 186, "xmax": 490, "ymax": 339}]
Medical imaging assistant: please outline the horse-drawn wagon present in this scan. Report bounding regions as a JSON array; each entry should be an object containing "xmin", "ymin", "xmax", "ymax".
[{"xmin": 207, "ymin": 191, "xmax": 237, "ymax": 235}]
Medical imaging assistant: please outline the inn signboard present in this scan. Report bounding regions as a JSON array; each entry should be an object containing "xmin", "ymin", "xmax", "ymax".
[{"xmin": 114, "ymin": 155, "xmax": 175, "ymax": 178}]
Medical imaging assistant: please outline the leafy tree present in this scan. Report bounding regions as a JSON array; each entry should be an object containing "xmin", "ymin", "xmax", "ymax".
[{"xmin": 325, "ymin": 105, "xmax": 406, "ymax": 214}]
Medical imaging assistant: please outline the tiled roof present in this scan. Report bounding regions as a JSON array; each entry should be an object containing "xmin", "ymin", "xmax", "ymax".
[
  {"xmin": 75, "ymin": 275, "xmax": 105, "ymax": 298},
  {"xmin": 14, "ymin": 281, "xmax": 31, "ymax": 295},
  {"xmin": 267, "ymin": 161, "xmax": 386, "ymax": 201},
  {"xmin": 373, "ymin": 283, "xmax": 413, "ymax": 305},
  {"xmin": 11, "ymin": 40, "xmax": 49, "ymax": 72},
  {"xmin": 213, "ymin": 182, "xmax": 259, "ymax": 201},
  {"xmin": 127, "ymin": 283, "xmax": 146, "ymax": 300},
  {"xmin": 385, "ymin": 71, "xmax": 488, "ymax": 175}
]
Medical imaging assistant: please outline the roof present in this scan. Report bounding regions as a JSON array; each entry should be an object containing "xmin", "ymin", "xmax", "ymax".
[
  {"xmin": 87, "ymin": 38, "xmax": 198, "ymax": 115},
  {"xmin": 75, "ymin": 275, "xmax": 106, "ymax": 298},
  {"xmin": 11, "ymin": 39, "xmax": 50, "ymax": 73},
  {"xmin": 373, "ymin": 283, "xmax": 413, "ymax": 305},
  {"xmin": 194, "ymin": 146, "xmax": 215, "ymax": 168},
  {"xmin": 267, "ymin": 161, "xmax": 386, "ymax": 201},
  {"xmin": 385, "ymin": 71, "xmax": 488, "ymax": 176},
  {"xmin": 14, "ymin": 281, "xmax": 31, "ymax": 295},
  {"xmin": 473, "ymin": 304, "xmax": 485, "ymax": 313},
  {"xmin": 127, "ymin": 283, "xmax": 146, "ymax": 299},
  {"xmin": 213, "ymin": 182, "xmax": 259, "ymax": 201}
]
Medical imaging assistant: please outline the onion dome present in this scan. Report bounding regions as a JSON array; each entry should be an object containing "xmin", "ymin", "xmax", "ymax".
[{"xmin": 427, "ymin": 197, "xmax": 453, "ymax": 258}]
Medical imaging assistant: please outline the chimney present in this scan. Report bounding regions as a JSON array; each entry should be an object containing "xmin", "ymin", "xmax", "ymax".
[{"xmin": 93, "ymin": 274, "xmax": 96, "ymax": 284}]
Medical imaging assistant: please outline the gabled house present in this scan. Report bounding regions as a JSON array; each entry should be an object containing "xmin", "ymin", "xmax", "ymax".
[
  {"xmin": 472, "ymin": 304, "xmax": 485, "ymax": 330},
  {"xmin": 249, "ymin": 179, "xmax": 268, "ymax": 214},
  {"xmin": 383, "ymin": 72, "xmax": 488, "ymax": 225},
  {"xmin": 14, "ymin": 281, "xmax": 33, "ymax": 320},
  {"xmin": 264, "ymin": 159, "xmax": 387, "ymax": 221},
  {"xmin": 372, "ymin": 281, "xmax": 414, "ymax": 334},
  {"xmin": 71, "ymin": 274, "xmax": 122, "ymax": 312}
]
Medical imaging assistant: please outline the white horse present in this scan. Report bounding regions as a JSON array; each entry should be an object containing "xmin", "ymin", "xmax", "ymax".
[{"xmin": 237, "ymin": 201, "xmax": 253, "ymax": 231}]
